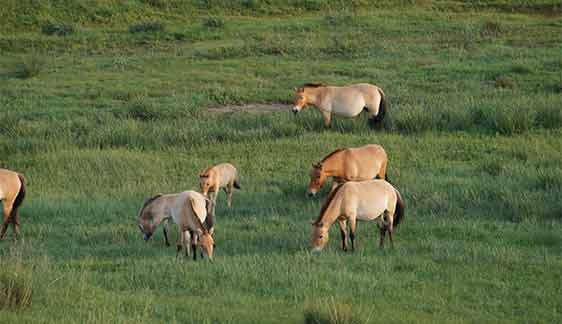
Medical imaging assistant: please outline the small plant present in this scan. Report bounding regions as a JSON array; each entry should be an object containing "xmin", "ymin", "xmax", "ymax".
[
  {"xmin": 203, "ymin": 16, "xmax": 225, "ymax": 28},
  {"xmin": 16, "ymin": 54, "xmax": 46, "ymax": 79},
  {"xmin": 536, "ymin": 168, "xmax": 562, "ymax": 191},
  {"xmin": 126, "ymin": 101, "xmax": 161, "ymax": 121},
  {"xmin": 494, "ymin": 75, "xmax": 515, "ymax": 89},
  {"xmin": 129, "ymin": 21, "xmax": 165, "ymax": 34},
  {"xmin": 41, "ymin": 22, "xmax": 74, "ymax": 36}
]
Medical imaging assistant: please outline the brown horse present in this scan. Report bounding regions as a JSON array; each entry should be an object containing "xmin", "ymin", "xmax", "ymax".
[
  {"xmin": 292, "ymin": 83, "xmax": 387, "ymax": 128},
  {"xmin": 0, "ymin": 169, "xmax": 26, "ymax": 240},
  {"xmin": 307, "ymin": 144, "xmax": 388, "ymax": 197},
  {"xmin": 310, "ymin": 180, "xmax": 404, "ymax": 253}
]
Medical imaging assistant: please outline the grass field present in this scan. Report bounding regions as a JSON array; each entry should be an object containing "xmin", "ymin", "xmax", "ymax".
[{"xmin": 1, "ymin": 1, "xmax": 561, "ymax": 323}]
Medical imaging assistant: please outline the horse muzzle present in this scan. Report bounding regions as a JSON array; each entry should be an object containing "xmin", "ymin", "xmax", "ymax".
[
  {"xmin": 144, "ymin": 233, "xmax": 153, "ymax": 241},
  {"xmin": 307, "ymin": 191, "xmax": 317, "ymax": 198},
  {"xmin": 292, "ymin": 106, "xmax": 301, "ymax": 114}
]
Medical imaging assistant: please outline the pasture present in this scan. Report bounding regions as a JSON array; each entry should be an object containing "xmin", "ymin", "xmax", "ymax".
[{"xmin": 1, "ymin": 1, "xmax": 561, "ymax": 323}]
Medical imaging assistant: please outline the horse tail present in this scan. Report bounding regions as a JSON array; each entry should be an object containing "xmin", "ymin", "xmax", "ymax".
[
  {"xmin": 233, "ymin": 175, "xmax": 241, "ymax": 190},
  {"xmin": 204, "ymin": 198, "xmax": 214, "ymax": 230},
  {"xmin": 373, "ymin": 87, "xmax": 386, "ymax": 124},
  {"xmin": 11, "ymin": 173, "xmax": 26, "ymax": 218},
  {"xmin": 393, "ymin": 188, "xmax": 404, "ymax": 228}
]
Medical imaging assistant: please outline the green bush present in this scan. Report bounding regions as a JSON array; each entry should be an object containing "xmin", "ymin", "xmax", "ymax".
[
  {"xmin": 494, "ymin": 105, "xmax": 536, "ymax": 135},
  {"xmin": 304, "ymin": 299, "xmax": 369, "ymax": 324}
]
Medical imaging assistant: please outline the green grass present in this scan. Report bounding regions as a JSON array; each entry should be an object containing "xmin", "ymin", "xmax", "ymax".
[{"xmin": 1, "ymin": 1, "xmax": 561, "ymax": 323}]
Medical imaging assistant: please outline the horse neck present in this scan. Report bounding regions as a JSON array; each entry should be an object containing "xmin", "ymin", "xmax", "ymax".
[
  {"xmin": 305, "ymin": 87, "xmax": 326, "ymax": 106},
  {"xmin": 317, "ymin": 191, "xmax": 343, "ymax": 229},
  {"xmin": 322, "ymin": 152, "xmax": 344, "ymax": 177}
]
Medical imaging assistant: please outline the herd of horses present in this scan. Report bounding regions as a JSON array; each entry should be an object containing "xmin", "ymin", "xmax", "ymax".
[{"xmin": 1, "ymin": 82, "xmax": 404, "ymax": 261}]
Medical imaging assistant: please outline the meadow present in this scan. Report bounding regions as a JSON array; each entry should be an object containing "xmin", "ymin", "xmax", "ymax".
[{"xmin": 0, "ymin": 1, "xmax": 561, "ymax": 323}]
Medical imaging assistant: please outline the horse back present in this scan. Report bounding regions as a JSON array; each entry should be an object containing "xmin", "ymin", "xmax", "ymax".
[
  {"xmin": 0, "ymin": 169, "xmax": 22, "ymax": 201},
  {"xmin": 345, "ymin": 145, "xmax": 387, "ymax": 179}
]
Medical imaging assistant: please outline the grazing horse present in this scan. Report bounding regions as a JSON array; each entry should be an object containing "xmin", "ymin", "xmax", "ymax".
[
  {"xmin": 310, "ymin": 180, "xmax": 404, "ymax": 253},
  {"xmin": 292, "ymin": 83, "xmax": 387, "ymax": 128},
  {"xmin": 199, "ymin": 163, "xmax": 240, "ymax": 211},
  {"xmin": 307, "ymin": 144, "xmax": 388, "ymax": 197},
  {"xmin": 137, "ymin": 191, "xmax": 215, "ymax": 260},
  {"xmin": 0, "ymin": 169, "xmax": 26, "ymax": 240}
]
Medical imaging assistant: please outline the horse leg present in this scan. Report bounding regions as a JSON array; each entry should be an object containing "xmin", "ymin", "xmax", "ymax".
[
  {"xmin": 226, "ymin": 183, "xmax": 233, "ymax": 208},
  {"xmin": 184, "ymin": 230, "xmax": 191, "ymax": 257},
  {"xmin": 349, "ymin": 216, "xmax": 357, "ymax": 252},
  {"xmin": 379, "ymin": 225, "xmax": 386, "ymax": 249},
  {"xmin": 338, "ymin": 219, "xmax": 348, "ymax": 252},
  {"xmin": 11, "ymin": 207, "xmax": 20, "ymax": 239},
  {"xmin": 322, "ymin": 111, "xmax": 332, "ymax": 128},
  {"xmin": 176, "ymin": 229, "xmax": 184, "ymax": 258},
  {"xmin": 163, "ymin": 220, "xmax": 171, "ymax": 246},
  {"xmin": 388, "ymin": 223, "xmax": 394, "ymax": 248},
  {"xmin": 191, "ymin": 234, "xmax": 198, "ymax": 261},
  {"xmin": 1, "ymin": 202, "xmax": 13, "ymax": 240},
  {"xmin": 210, "ymin": 191, "xmax": 218, "ymax": 214}
]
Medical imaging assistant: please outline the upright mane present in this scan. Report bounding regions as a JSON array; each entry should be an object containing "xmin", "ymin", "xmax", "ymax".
[
  {"xmin": 314, "ymin": 183, "xmax": 344, "ymax": 224},
  {"xmin": 321, "ymin": 148, "xmax": 346, "ymax": 163},
  {"xmin": 199, "ymin": 166, "xmax": 213, "ymax": 177},
  {"xmin": 139, "ymin": 194, "xmax": 163, "ymax": 216},
  {"xmin": 299, "ymin": 83, "xmax": 327, "ymax": 92}
]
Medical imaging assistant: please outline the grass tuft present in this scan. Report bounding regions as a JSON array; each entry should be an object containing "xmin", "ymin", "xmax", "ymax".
[
  {"xmin": 41, "ymin": 22, "xmax": 74, "ymax": 36},
  {"xmin": 0, "ymin": 258, "xmax": 33, "ymax": 312},
  {"xmin": 15, "ymin": 53, "xmax": 46, "ymax": 79},
  {"xmin": 203, "ymin": 16, "xmax": 225, "ymax": 29},
  {"xmin": 129, "ymin": 21, "xmax": 165, "ymax": 34},
  {"xmin": 494, "ymin": 75, "xmax": 516, "ymax": 89},
  {"xmin": 304, "ymin": 299, "xmax": 369, "ymax": 324}
]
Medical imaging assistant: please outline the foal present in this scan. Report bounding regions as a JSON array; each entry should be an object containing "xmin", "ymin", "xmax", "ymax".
[{"xmin": 199, "ymin": 163, "xmax": 240, "ymax": 210}]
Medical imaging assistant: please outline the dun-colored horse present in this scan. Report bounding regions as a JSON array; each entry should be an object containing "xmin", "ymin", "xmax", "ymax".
[
  {"xmin": 137, "ymin": 191, "xmax": 215, "ymax": 260},
  {"xmin": 0, "ymin": 169, "xmax": 26, "ymax": 240},
  {"xmin": 310, "ymin": 180, "xmax": 404, "ymax": 253},
  {"xmin": 307, "ymin": 144, "xmax": 388, "ymax": 197},
  {"xmin": 199, "ymin": 163, "xmax": 240, "ymax": 211},
  {"xmin": 292, "ymin": 83, "xmax": 387, "ymax": 128}
]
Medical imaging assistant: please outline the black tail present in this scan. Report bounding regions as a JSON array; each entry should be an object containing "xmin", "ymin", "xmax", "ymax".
[
  {"xmin": 11, "ymin": 174, "xmax": 26, "ymax": 219},
  {"xmin": 393, "ymin": 188, "xmax": 404, "ymax": 227},
  {"xmin": 204, "ymin": 199, "xmax": 214, "ymax": 230},
  {"xmin": 385, "ymin": 174, "xmax": 390, "ymax": 183},
  {"xmin": 234, "ymin": 179, "xmax": 241, "ymax": 190},
  {"xmin": 369, "ymin": 88, "xmax": 386, "ymax": 128}
]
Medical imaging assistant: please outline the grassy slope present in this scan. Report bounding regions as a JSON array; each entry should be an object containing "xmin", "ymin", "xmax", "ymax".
[{"xmin": 1, "ymin": 1, "xmax": 561, "ymax": 323}]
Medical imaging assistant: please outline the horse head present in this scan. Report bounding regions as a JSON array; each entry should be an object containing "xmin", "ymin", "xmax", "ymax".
[
  {"xmin": 198, "ymin": 229, "xmax": 215, "ymax": 260},
  {"xmin": 310, "ymin": 221, "xmax": 328, "ymax": 253},
  {"xmin": 292, "ymin": 87, "xmax": 310, "ymax": 114},
  {"xmin": 199, "ymin": 171, "xmax": 212, "ymax": 196},
  {"xmin": 307, "ymin": 163, "xmax": 326, "ymax": 197}
]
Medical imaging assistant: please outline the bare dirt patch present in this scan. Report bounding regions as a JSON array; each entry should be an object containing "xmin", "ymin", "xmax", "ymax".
[{"xmin": 207, "ymin": 103, "xmax": 289, "ymax": 114}]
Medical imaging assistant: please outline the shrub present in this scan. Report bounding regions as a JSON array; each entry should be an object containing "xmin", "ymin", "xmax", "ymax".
[
  {"xmin": 16, "ymin": 54, "xmax": 46, "ymax": 79},
  {"xmin": 41, "ymin": 22, "xmax": 74, "ymax": 36},
  {"xmin": 203, "ymin": 16, "xmax": 225, "ymax": 28},
  {"xmin": 480, "ymin": 19, "xmax": 502, "ymax": 37},
  {"xmin": 129, "ymin": 21, "xmax": 165, "ymax": 33},
  {"xmin": 535, "ymin": 168, "xmax": 562, "ymax": 191},
  {"xmin": 125, "ymin": 101, "xmax": 161, "ymax": 121},
  {"xmin": 535, "ymin": 104, "xmax": 562, "ymax": 129}
]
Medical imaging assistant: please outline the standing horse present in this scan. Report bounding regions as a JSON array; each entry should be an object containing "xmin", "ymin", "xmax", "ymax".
[
  {"xmin": 292, "ymin": 83, "xmax": 387, "ymax": 128},
  {"xmin": 0, "ymin": 169, "xmax": 26, "ymax": 240},
  {"xmin": 199, "ymin": 163, "xmax": 241, "ymax": 211},
  {"xmin": 307, "ymin": 144, "xmax": 388, "ymax": 197},
  {"xmin": 137, "ymin": 191, "xmax": 215, "ymax": 260},
  {"xmin": 310, "ymin": 180, "xmax": 404, "ymax": 253}
]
